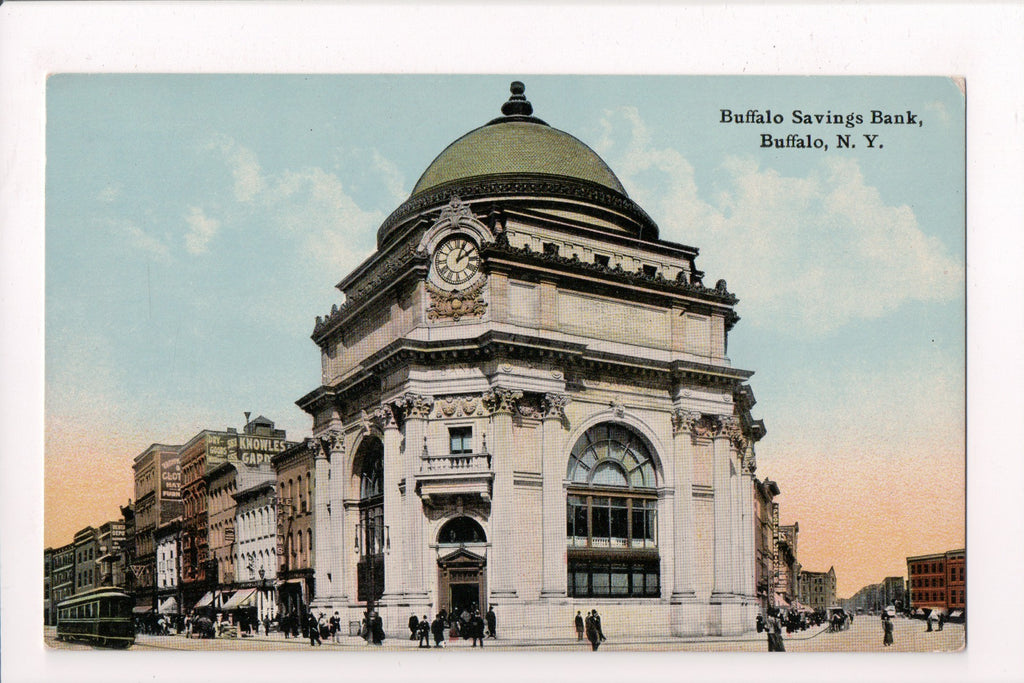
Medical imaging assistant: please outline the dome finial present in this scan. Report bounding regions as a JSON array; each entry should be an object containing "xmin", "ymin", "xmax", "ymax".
[{"xmin": 501, "ymin": 80, "xmax": 533, "ymax": 117}]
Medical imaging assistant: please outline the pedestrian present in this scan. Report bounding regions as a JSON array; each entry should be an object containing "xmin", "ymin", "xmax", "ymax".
[
  {"xmin": 882, "ymin": 613, "xmax": 894, "ymax": 647},
  {"xmin": 418, "ymin": 615, "xmax": 431, "ymax": 648},
  {"xmin": 431, "ymin": 614, "xmax": 446, "ymax": 648},
  {"xmin": 926, "ymin": 611, "xmax": 934, "ymax": 632},
  {"xmin": 409, "ymin": 613, "xmax": 420, "ymax": 640},
  {"xmin": 371, "ymin": 611, "xmax": 385, "ymax": 646},
  {"xmin": 768, "ymin": 610, "xmax": 786, "ymax": 652},
  {"xmin": 486, "ymin": 607, "xmax": 497, "ymax": 639},
  {"xmin": 585, "ymin": 612, "xmax": 600, "ymax": 651},
  {"xmin": 308, "ymin": 611, "xmax": 321, "ymax": 646},
  {"xmin": 470, "ymin": 611, "xmax": 485, "ymax": 647},
  {"xmin": 574, "ymin": 611, "xmax": 584, "ymax": 640},
  {"xmin": 937, "ymin": 613, "xmax": 945, "ymax": 631},
  {"xmin": 330, "ymin": 611, "xmax": 341, "ymax": 643},
  {"xmin": 593, "ymin": 610, "xmax": 606, "ymax": 642}
]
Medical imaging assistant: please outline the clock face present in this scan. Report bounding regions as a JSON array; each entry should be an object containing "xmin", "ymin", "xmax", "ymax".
[{"xmin": 433, "ymin": 236, "xmax": 481, "ymax": 286}]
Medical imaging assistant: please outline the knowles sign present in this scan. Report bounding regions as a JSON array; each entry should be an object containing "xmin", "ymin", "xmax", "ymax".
[{"xmin": 238, "ymin": 435, "xmax": 292, "ymax": 466}]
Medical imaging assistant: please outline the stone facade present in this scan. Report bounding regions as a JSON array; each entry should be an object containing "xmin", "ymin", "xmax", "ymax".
[{"xmin": 300, "ymin": 83, "xmax": 766, "ymax": 638}]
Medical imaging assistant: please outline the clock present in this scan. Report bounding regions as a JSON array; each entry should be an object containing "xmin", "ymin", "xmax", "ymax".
[{"xmin": 433, "ymin": 236, "xmax": 481, "ymax": 286}]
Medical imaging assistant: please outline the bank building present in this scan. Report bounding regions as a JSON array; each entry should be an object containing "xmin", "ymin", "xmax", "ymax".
[{"xmin": 298, "ymin": 82, "xmax": 765, "ymax": 638}]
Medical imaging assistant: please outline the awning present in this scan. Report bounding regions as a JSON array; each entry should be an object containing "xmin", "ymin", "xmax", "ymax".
[
  {"xmin": 220, "ymin": 588, "xmax": 257, "ymax": 611},
  {"xmin": 133, "ymin": 606, "xmax": 153, "ymax": 614},
  {"xmin": 194, "ymin": 592, "xmax": 214, "ymax": 609},
  {"xmin": 949, "ymin": 610, "xmax": 963, "ymax": 618},
  {"xmin": 158, "ymin": 597, "xmax": 179, "ymax": 614},
  {"xmin": 773, "ymin": 592, "xmax": 791, "ymax": 607}
]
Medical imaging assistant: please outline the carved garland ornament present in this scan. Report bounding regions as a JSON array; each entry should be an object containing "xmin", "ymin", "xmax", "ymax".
[
  {"xmin": 435, "ymin": 395, "xmax": 484, "ymax": 419},
  {"xmin": 426, "ymin": 278, "xmax": 487, "ymax": 323}
]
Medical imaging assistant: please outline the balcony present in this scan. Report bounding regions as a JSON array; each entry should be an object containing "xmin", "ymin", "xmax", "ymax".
[{"xmin": 415, "ymin": 452, "xmax": 493, "ymax": 505}]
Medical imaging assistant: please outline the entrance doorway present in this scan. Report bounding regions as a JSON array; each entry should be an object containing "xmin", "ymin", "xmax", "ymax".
[
  {"xmin": 450, "ymin": 583, "xmax": 479, "ymax": 617},
  {"xmin": 437, "ymin": 548, "xmax": 487, "ymax": 616}
]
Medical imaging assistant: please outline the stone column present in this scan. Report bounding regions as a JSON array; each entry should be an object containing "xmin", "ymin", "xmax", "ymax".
[
  {"xmin": 484, "ymin": 387, "xmax": 521, "ymax": 600},
  {"xmin": 670, "ymin": 409, "xmax": 700, "ymax": 602},
  {"xmin": 710, "ymin": 416, "xmax": 735, "ymax": 601},
  {"xmin": 540, "ymin": 393, "xmax": 569, "ymax": 598},
  {"xmin": 738, "ymin": 439, "xmax": 757, "ymax": 600},
  {"xmin": 399, "ymin": 394, "xmax": 433, "ymax": 605},
  {"xmin": 322, "ymin": 429, "xmax": 347, "ymax": 603},
  {"xmin": 377, "ymin": 404, "xmax": 405, "ymax": 603},
  {"xmin": 311, "ymin": 439, "xmax": 332, "ymax": 605}
]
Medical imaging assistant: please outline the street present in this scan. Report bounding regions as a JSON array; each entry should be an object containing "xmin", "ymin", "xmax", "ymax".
[{"xmin": 45, "ymin": 616, "xmax": 964, "ymax": 653}]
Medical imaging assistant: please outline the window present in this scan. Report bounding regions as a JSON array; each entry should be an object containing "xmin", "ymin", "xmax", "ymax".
[
  {"xmin": 542, "ymin": 242, "xmax": 559, "ymax": 256},
  {"xmin": 449, "ymin": 427, "xmax": 472, "ymax": 455},
  {"xmin": 566, "ymin": 423, "xmax": 660, "ymax": 598},
  {"xmin": 594, "ymin": 254, "xmax": 610, "ymax": 268},
  {"xmin": 357, "ymin": 438, "xmax": 385, "ymax": 604},
  {"xmin": 642, "ymin": 264, "xmax": 658, "ymax": 278}
]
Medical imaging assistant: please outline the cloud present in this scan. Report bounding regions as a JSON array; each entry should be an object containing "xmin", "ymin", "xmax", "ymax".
[
  {"xmin": 97, "ymin": 184, "xmax": 121, "ymax": 203},
  {"xmin": 371, "ymin": 150, "xmax": 409, "ymax": 205},
  {"xmin": 207, "ymin": 134, "xmax": 265, "ymax": 202},
  {"xmin": 206, "ymin": 136, "xmax": 384, "ymax": 275},
  {"xmin": 101, "ymin": 217, "xmax": 171, "ymax": 259},
  {"xmin": 597, "ymin": 107, "xmax": 964, "ymax": 336},
  {"xmin": 184, "ymin": 206, "xmax": 220, "ymax": 254}
]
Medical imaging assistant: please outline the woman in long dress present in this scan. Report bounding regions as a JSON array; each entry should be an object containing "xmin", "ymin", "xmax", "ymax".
[{"xmin": 882, "ymin": 614, "xmax": 895, "ymax": 646}]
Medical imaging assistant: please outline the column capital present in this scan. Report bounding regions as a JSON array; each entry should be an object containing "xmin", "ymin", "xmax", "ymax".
[
  {"xmin": 312, "ymin": 429, "xmax": 345, "ymax": 461},
  {"xmin": 541, "ymin": 392, "xmax": 570, "ymax": 421},
  {"xmin": 364, "ymin": 404, "xmax": 399, "ymax": 432},
  {"xmin": 482, "ymin": 387, "xmax": 523, "ymax": 415},
  {"xmin": 393, "ymin": 393, "xmax": 434, "ymax": 420}
]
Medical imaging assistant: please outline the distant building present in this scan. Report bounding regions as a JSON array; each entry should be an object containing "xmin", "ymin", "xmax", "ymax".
[
  {"xmin": 48, "ymin": 543, "xmax": 75, "ymax": 624},
  {"xmin": 881, "ymin": 575, "xmax": 906, "ymax": 611},
  {"xmin": 754, "ymin": 478, "xmax": 780, "ymax": 615},
  {"xmin": 272, "ymin": 439, "xmax": 315, "ymax": 620},
  {"xmin": 844, "ymin": 582, "xmax": 882, "ymax": 612},
  {"xmin": 777, "ymin": 523, "xmax": 800, "ymax": 609},
  {"xmin": 95, "ymin": 519, "xmax": 127, "ymax": 588},
  {"xmin": 44, "ymin": 548, "xmax": 53, "ymax": 625},
  {"xmin": 179, "ymin": 417, "xmax": 294, "ymax": 614},
  {"xmin": 132, "ymin": 444, "xmax": 183, "ymax": 612},
  {"xmin": 120, "ymin": 501, "xmax": 136, "ymax": 599},
  {"xmin": 154, "ymin": 518, "xmax": 182, "ymax": 617},
  {"xmin": 907, "ymin": 548, "xmax": 965, "ymax": 613},
  {"xmin": 73, "ymin": 526, "xmax": 99, "ymax": 595},
  {"xmin": 231, "ymin": 470, "xmax": 278, "ymax": 624},
  {"xmin": 799, "ymin": 566, "xmax": 837, "ymax": 611}
]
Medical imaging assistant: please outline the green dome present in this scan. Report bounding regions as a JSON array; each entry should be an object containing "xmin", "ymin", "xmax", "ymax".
[{"xmin": 410, "ymin": 82, "xmax": 627, "ymax": 197}]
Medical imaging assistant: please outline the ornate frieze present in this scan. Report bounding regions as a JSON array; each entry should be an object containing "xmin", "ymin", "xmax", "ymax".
[
  {"xmin": 482, "ymin": 387, "xmax": 523, "ymax": 415},
  {"xmin": 435, "ymin": 394, "xmax": 485, "ymax": 419},
  {"xmin": 426, "ymin": 278, "xmax": 488, "ymax": 323}
]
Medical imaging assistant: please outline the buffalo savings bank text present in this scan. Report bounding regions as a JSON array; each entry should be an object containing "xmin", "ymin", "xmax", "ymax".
[{"xmin": 720, "ymin": 108, "xmax": 924, "ymax": 150}]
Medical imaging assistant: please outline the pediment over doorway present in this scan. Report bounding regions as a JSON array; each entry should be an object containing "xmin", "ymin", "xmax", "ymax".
[{"xmin": 438, "ymin": 546, "xmax": 486, "ymax": 566}]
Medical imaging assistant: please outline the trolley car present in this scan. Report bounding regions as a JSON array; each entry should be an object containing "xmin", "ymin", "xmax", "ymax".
[{"xmin": 56, "ymin": 588, "xmax": 135, "ymax": 648}]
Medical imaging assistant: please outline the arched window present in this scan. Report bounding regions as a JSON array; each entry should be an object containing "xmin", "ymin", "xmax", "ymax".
[
  {"xmin": 307, "ymin": 529, "xmax": 313, "ymax": 562},
  {"xmin": 438, "ymin": 516, "xmax": 486, "ymax": 545},
  {"xmin": 566, "ymin": 422, "xmax": 660, "ymax": 599},
  {"xmin": 306, "ymin": 471, "xmax": 312, "ymax": 513},
  {"xmin": 356, "ymin": 438, "xmax": 385, "ymax": 604}
]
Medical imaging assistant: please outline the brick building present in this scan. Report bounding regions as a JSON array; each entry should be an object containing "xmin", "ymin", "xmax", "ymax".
[{"xmin": 907, "ymin": 548, "xmax": 965, "ymax": 613}]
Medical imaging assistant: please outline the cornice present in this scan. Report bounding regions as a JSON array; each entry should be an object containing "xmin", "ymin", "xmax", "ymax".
[{"xmin": 379, "ymin": 173, "xmax": 660, "ymax": 247}]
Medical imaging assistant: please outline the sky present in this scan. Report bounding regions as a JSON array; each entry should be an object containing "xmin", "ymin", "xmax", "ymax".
[{"xmin": 44, "ymin": 75, "xmax": 964, "ymax": 598}]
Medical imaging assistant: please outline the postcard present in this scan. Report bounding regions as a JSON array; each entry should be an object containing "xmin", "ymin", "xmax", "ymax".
[{"xmin": 42, "ymin": 73, "xmax": 964, "ymax": 656}]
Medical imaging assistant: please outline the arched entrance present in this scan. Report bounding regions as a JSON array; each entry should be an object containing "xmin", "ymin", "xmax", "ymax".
[
  {"xmin": 436, "ymin": 517, "xmax": 487, "ymax": 616},
  {"xmin": 355, "ymin": 438, "xmax": 384, "ymax": 605}
]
